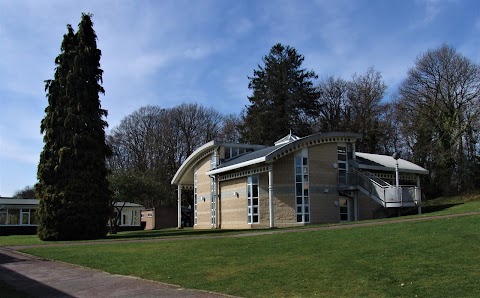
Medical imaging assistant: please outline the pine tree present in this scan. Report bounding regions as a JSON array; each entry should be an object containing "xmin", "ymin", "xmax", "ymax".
[
  {"xmin": 36, "ymin": 13, "xmax": 111, "ymax": 240},
  {"xmin": 240, "ymin": 43, "xmax": 320, "ymax": 145}
]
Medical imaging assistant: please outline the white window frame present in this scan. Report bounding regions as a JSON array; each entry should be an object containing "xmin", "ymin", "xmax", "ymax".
[
  {"xmin": 194, "ymin": 168, "xmax": 198, "ymax": 225},
  {"xmin": 247, "ymin": 175, "xmax": 259, "ymax": 224},
  {"xmin": 295, "ymin": 148, "xmax": 310, "ymax": 223},
  {"xmin": 338, "ymin": 144, "xmax": 348, "ymax": 185}
]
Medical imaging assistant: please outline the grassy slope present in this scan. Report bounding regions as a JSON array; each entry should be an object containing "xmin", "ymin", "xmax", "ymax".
[
  {"xmin": 2, "ymin": 192, "xmax": 479, "ymax": 247},
  {"xmin": 22, "ymin": 214, "xmax": 480, "ymax": 297}
]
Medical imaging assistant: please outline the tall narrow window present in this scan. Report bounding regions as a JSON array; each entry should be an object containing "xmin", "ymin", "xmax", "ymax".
[
  {"xmin": 0, "ymin": 209, "xmax": 7, "ymax": 225},
  {"xmin": 194, "ymin": 169, "xmax": 198, "ymax": 225},
  {"xmin": 295, "ymin": 149, "xmax": 310, "ymax": 223},
  {"xmin": 338, "ymin": 146, "xmax": 347, "ymax": 185},
  {"xmin": 210, "ymin": 177, "xmax": 216, "ymax": 225},
  {"xmin": 21, "ymin": 209, "xmax": 30, "ymax": 225},
  {"xmin": 210, "ymin": 153, "xmax": 217, "ymax": 225},
  {"xmin": 247, "ymin": 175, "xmax": 259, "ymax": 224},
  {"xmin": 339, "ymin": 198, "xmax": 349, "ymax": 222}
]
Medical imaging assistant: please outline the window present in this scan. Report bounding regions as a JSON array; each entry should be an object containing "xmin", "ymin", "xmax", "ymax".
[
  {"xmin": 247, "ymin": 175, "xmax": 259, "ymax": 224},
  {"xmin": 211, "ymin": 177, "xmax": 216, "ymax": 225},
  {"xmin": 339, "ymin": 198, "xmax": 349, "ymax": 222},
  {"xmin": 21, "ymin": 209, "xmax": 30, "ymax": 225},
  {"xmin": 338, "ymin": 145, "xmax": 348, "ymax": 185},
  {"xmin": 224, "ymin": 147, "xmax": 255, "ymax": 160},
  {"xmin": 8, "ymin": 209, "xmax": 20, "ymax": 225},
  {"xmin": 295, "ymin": 149, "xmax": 310, "ymax": 223},
  {"xmin": 0, "ymin": 209, "xmax": 7, "ymax": 225},
  {"xmin": 194, "ymin": 169, "xmax": 198, "ymax": 225}
]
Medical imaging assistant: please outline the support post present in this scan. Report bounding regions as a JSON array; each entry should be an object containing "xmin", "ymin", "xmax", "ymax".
[
  {"xmin": 177, "ymin": 185, "xmax": 182, "ymax": 229},
  {"xmin": 268, "ymin": 164, "xmax": 274, "ymax": 228}
]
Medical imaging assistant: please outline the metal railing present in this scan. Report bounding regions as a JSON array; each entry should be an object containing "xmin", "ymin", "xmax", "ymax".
[{"xmin": 352, "ymin": 169, "xmax": 421, "ymax": 207}]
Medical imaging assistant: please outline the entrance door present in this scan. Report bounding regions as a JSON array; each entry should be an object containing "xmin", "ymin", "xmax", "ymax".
[{"xmin": 339, "ymin": 198, "xmax": 350, "ymax": 222}]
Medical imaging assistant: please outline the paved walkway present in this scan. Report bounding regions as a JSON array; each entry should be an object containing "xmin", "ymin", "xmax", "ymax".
[
  {"xmin": 0, "ymin": 248, "xmax": 231, "ymax": 297},
  {"xmin": 1, "ymin": 211, "xmax": 479, "ymax": 297}
]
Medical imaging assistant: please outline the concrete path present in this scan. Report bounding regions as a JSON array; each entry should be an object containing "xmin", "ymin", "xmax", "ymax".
[{"xmin": 0, "ymin": 248, "xmax": 230, "ymax": 297}]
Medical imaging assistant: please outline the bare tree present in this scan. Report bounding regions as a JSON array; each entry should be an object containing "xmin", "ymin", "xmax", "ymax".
[
  {"xmin": 315, "ymin": 76, "xmax": 350, "ymax": 132},
  {"xmin": 347, "ymin": 67, "xmax": 388, "ymax": 153},
  {"xmin": 396, "ymin": 44, "xmax": 480, "ymax": 195},
  {"xmin": 13, "ymin": 186, "xmax": 36, "ymax": 199}
]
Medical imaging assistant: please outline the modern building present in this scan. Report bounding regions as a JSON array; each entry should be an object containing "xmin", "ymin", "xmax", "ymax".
[{"xmin": 171, "ymin": 132, "xmax": 428, "ymax": 229}]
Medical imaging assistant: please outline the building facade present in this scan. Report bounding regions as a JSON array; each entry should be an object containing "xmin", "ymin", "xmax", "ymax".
[{"xmin": 172, "ymin": 132, "xmax": 429, "ymax": 229}]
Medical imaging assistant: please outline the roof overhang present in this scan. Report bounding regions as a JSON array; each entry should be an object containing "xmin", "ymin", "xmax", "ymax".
[
  {"xmin": 355, "ymin": 152, "xmax": 429, "ymax": 175},
  {"xmin": 0, "ymin": 198, "xmax": 39, "ymax": 208},
  {"xmin": 171, "ymin": 140, "xmax": 219, "ymax": 185}
]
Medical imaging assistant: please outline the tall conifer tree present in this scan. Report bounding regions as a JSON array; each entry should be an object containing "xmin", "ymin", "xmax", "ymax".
[
  {"xmin": 36, "ymin": 13, "xmax": 111, "ymax": 240},
  {"xmin": 240, "ymin": 43, "xmax": 320, "ymax": 145}
]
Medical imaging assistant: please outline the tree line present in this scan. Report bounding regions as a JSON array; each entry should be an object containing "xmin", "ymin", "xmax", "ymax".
[
  {"xmin": 35, "ymin": 13, "xmax": 479, "ymax": 240},
  {"xmin": 108, "ymin": 43, "xmax": 480, "ymax": 204}
]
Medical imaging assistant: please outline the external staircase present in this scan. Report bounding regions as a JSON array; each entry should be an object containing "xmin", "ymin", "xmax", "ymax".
[{"xmin": 346, "ymin": 169, "xmax": 421, "ymax": 208}]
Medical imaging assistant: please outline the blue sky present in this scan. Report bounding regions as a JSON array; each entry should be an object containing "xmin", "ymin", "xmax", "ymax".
[{"xmin": 1, "ymin": 0, "xmax": 479, "ymax": 196}]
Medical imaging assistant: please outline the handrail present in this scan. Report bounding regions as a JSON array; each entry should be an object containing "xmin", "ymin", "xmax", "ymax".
[{"xmin": 351, "ymin": 168, "xmax": 421, "ymax": 207}]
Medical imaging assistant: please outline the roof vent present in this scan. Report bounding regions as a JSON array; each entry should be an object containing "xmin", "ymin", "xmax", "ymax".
[{"xmin": 274, "ymin": 131, "xmax": 300, "ymax": 146}]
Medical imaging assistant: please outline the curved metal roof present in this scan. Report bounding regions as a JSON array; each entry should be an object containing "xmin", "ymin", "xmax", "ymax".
[{"xmin": 355, "ymin": 152, "xmax": 429, "ymax": 175}]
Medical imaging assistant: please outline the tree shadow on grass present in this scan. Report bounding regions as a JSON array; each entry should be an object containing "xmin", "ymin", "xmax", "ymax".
[{"xmin": 422, "ymin": 203, "xmax": 464, "ymax": 213}]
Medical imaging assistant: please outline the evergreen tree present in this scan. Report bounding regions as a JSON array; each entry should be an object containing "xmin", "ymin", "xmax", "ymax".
[
  {"xmin": 240, "ymin": 43, "xmax": 320, "ymax": 145},
  {"xmin": 36, "ymin": 13, "xmax": 111, "ymax": 240}
]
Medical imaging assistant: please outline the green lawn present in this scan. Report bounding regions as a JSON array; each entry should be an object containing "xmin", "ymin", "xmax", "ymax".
[
  {"xmin": 2, "ymin": 193, "xmax": 479, "ymax": 248},
  {"xmin": 21, "ymin": 214, "xmax": 480, "ymax": 297}
]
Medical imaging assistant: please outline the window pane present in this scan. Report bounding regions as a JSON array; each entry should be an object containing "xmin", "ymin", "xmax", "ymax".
[
  {"xmin": 252, "ymin": 185, "xmax": 258, "ymax": 197},
  {"xmin": 8, "ymin": 209, "xmax": 20, "ymax": 225},
  {"xmin": 304, "ymin": 197, "xmax": 309, "ymax": 205},
  {"xmin": 247, "ymin": 198, "xmax": 251, "ymax": 206},
  {"xmin": 303, "ymin": 166, "xmax": 308, "ymax": 174},
  {"xmin": 340, "ymin": 214, "xmax": 348, "ymax": 221},
  {"xmin": 0, "ymin": 212, "xmax": 6, "ymax": 225},
  {"xmin": 296, "ymin": 197, "xmax": 302, "ymax": 204},
  {"xmin": 22, "ymin": 213, "xmax": 29, "ymax": 225},
  {"xmin": 338, "ymin": 154, "xmax": 347, "ymax": 161},
  {"xmin": 305, "ymin": 214, "xmax": 310, "ymax": 222},
  {"xmin": 253, "ymin": 207, "xmax": 258, "ymax": 214},
  {"xmin": 247, "ymin": 216, "xmax": 251, "ymax": 224},
  {"xmin": 253, "ymin": 198, "xmax": 258, "ymax": 206},
  {"xmin": 248, "ymin": 207, "xmax": 252, "ymax": 214},
  {"xmin": 305, "ymin": 206, "xmax": 309, "ymax": 213},
  {"xmin": 296, "ymin": 184, "xmax": 302, "ymax": 196},
  {"xmin": 297, "ymin": 215, "xmax": 302, "ymax": 222},
  {"xmin": 296, "ymin": 175, "xmax": 302, "ymax": 182},
  {"xmin": 296, "ymin": 166, "xmax": 302, "ymax": 174},
  {"xmin": 303, "ymin": 175, "xmax": 308, "ymax": 182},
  {"xmin": 253, "ymin": 215, "xmax": 258, "ymax": 223},
  {"xmin": 30, "ymin": 209, "xmax": 37, "ymax": 225},
  {"xmin": 338, "ymin": 163, "xmax": 346, "ymax": 169},
  {"xmin": 303, "ymin": 158, "xmax": 308, "ymax": 165},
  {"xmin": 295, "ymin": 157, "xmax": 302, "ymax": 166},
  {"xmin": 297, "ymin": 206, "xmax": 302, "ymax": 213},
  {"xmin": 340, "ymin": 199, "xmax": 348, "ymax": 207},
  {"xmin": 247, "ymin": 186, "xmax": 251, "ymax": 197},
  {"xmin": 252, "ymin": 175, "xmax": 258, "ymax": 184},
  {"xmin": 304, "ymin": 188, "xmax": 309, "ymax": 196}
]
